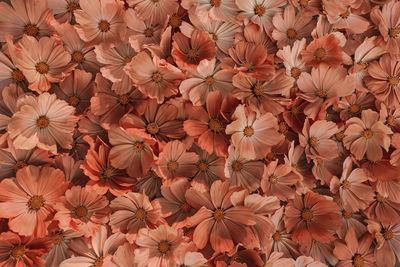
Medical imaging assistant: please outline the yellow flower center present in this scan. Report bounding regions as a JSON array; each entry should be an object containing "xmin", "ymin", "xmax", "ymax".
[
  {"xmin": 308, "ymin": 137, "xmax": 319, "ymax": 147},
  {"xmin": 205, "ymin": 76, "xmax": 215, "ymax": 86},
  {"xmin": 187, "ymin": 49, "xmax": 198, "ymax": 61},
  {"xmin": 197, "ymin": 160, "xmax": 209, "ymax": 172},
  {"xmin": 254, "ymin": 5, "xmax": 265, "ymax": 16},
  {"xmin": 209, "ymin": 118, "xmax": 223, "ymax": 132},
  {"xmin": 342, "ymin": 210, "xmax": 352, "ymax": 219},
  {"xmin": 72, "ymin": 51, "xmax": 84, "ymax": 63},
  {"xmin": 252, "ymin": 83, "xmax": 264, "ymax": 96},
  {"xmin": 287, "ymin": 28, "xmax": 297, "ymax": 39},
  {"xmin": 315, "ymin": 89, "xmax": 327, "ymax": 98},
  {"xmin": 315, "ymin": 157, "xmax": 323, "ymax": 166},
  {"xmin": 376, "ymin": 193, "xmax": 386, "ymax": 203},
  {"xmin": 243, "ymin": 126, "xmax": 254, "ymax": 137},
  {"xmin": 133, "ymin": 142, "xmax": 144, "ymax": 152},
  {"xmin": 98, "ymin": 20, "xmax": 110, "ymax": 32},
  {"xmin": 342, "ymin": 180, "xmax": 351, "ymax": 190},
  {"xmin": 74, "ymin": 205, "xmax": 88, "ymax": 218},
  {"xmin": 152, "ymin": 72, "xmax": 163, "ymax": 83},
  {"xmin": 24, "ymin": 23, "xmax": 39, "ymax": 37},
  {"xmin": 158, "ymin": 241, "xmax": 171, "ymax": 254},
  {"xmin": 210, "ymin": 0, "xmax": 221, "ymax": 7},
  {"xmin": 13, "ymin": 161, "xmax": 27, "ymax": 172},
  {"xmin": 362, "ymin": 129, "xmax": 373, "ymax": 139},
  {"xmin": 314, "ymin": 48, "xmax": 326, "ymax": 60},
  {"xmin": 52, "ymin": 233, "xmax": 64, "ymax": 245},
  {"xmin": 135, "ymin": 208, "xmax": 147, "ymax": 220},
  {"xmin": 383, "ymin": 229, "xmax": 394, "ymax": 240},
  {"xmin": 335, "ymin": 131, "xmax": 345, "ymax": 141},
  {"xmin": 387, "ymin": 115, "xmax": 396, "ymax": 126},
  {"xmin": 67, "ymin": 2, "xmax": 80, "ymax": 13},
  {"xmin": 167, "ymin": 161, "xmax": 179, "ymax": 172},
  {"xmin": 340, "ymin": 10, "xmax": 350, "ymax": 19},
  {"xmin": 353, "ymin": 255, "xmax": 364, "ymax": 267},
  {"xmin": 211, "ymin": 33, "xmax": 218, "ymax": 41},
  {"xmin": 389, "ymin": 27, "xmax": 400, "ymax": 38},
  {"xmin": 35, "ymin": 62, "xmax": 49, "ymax": 74},
  {"xmin": 124, "ymin": 57, "xmax": 132, "ymax": 65},
  {"xmin": 36, "ymin": 116, "xmax": 50, "ymax": 129},
  {"xmin": 272, "ymin": 231, "xmax": 281, "ymax": 241},
  {"xmin": 388, "ymin": 76, "xmax": 399, "ymax": 86},
  {"xmin": 12, "ymin": 69, "xmax": 25, "ymax": 82},
  {"xmin": 144, "ymin": 28, "xmax": 154, "ymax": 37},
  {"xmin": 10, "ymin": 245, "xmax": 25, "ymax": 259},
  {"xmin": 147, "ymin": 122, "xmax": 159, "ymax": 134},
  {"xmin": 169, "ymin": 15, "xmax": 182, "ymax": 28},
  {"xmin": 299, "ymin": 0, "xmax": 308, "ymax": 7},
  {"xmin": 102, "ymin": 168, "xmax": 114, "ymax": 179},
  {"xmin": 349, "ymin": 104, "xmax": 360, "ymax": 114},
  {"xmin": 180, "ymin": 202, "xmax": 191, "ymax": 212},
  {"xmin": 301, "ymin": 208, "xmax": 313, "ymax": 221},
  {"xmin": 27, "ymin": 195, "xmax": 44, "ymax": 211},
  {"xmin": 118, "ymin": 94, "xmax": 130, "ymax": 105},
  {"xmin": 269, "ymin": 175, "xmax": 278, "ymax": 184},
  {"xmin": 291, "ymin": 67, "xmax": 301, "ymax": 78},
  {"xmin": 242, "ymin": 62, "xmax": 254, "ymax": 70},
  {"xmin": 266, "ymin": 151, "xmax": 276, "ymax": 161},
  {"xmin": 232, "ymin": 160, "xmax": 243, "ymax": 172},
  {"xmin": 279, "ymin": 121, "xmax": 288, "ymax": 133},
  {"xmin": 213, "ymin": 209, "xmax": 224, "ymax": 220},
  {"xmin": 68, "ymin": 95, "xmax": 80, "ymax": 106},
  {"xmin": 94, "ymin": 256, "xmax": 104, "ymax": 267}
]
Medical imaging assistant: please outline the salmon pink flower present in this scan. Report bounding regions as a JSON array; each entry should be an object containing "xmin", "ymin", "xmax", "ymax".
[
  {"xmin": 127, "ymin": 0, "xmax": 179, "ymax": 25},
  {"xmin": 47, "ymin": 0, "xmax": 81, "ymax": 23},
  {"xmin": 276, "ymin": 38, "xmax": 309, "ymax": 80}
]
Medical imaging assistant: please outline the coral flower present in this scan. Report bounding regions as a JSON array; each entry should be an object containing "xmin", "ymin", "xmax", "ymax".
[
  {"xmin": 127, "ymin": 0, "xmax": 179, "ymax": 25},
  {"xmin": 125, "ymin": 51, "xmax": 185, "ymax": 103},
  {"xmin": 276, "ymin": 38, "xmax": 309, "ymax": 80},
  {"xmin": 15, "ymin": 36, "xmax": 75, "ymax": 93},
  {"xmin": 0, "ymin": 39, "xmax": 27, "ymax": 88},
  {"xmin": 47, "ymin": 0, "xmax": 81, "ymax": 23},
  {"xmin": 0, "ymin": 231, "xmax": 51, "ymax": 267},
  {"xmin": 365, "ymin": 54, "xmax": 400, "ymax": 109},
  {"xmin": 54, "ymin": 185, "xmax": 110, "ymax": 237},
  {"xmin": 343, "ymin": 109, "xmax": 392, "ymax": 162},
  {"xmin": 299, "ymin": 119, "xmax": 339, "ymax": 161},
  {"xmin": 8, "ymin": 93, "xmax": 79, "ymax": 154},
  {"xmin": 184, "ymin": 91, "xmax": 230, "ymax": 157},
  {"xmin": 327, "ymin": 8, "xmax": 370, "ymax": 34},
  {"xmin": 301, "ymin": 34, "xmax": 352, "ymax": 67},
  {"xmin": 134, "ymin": 225, "xmax": 187, "ymax": 267},
  {"xmin": 185, "ymin": 0, "xmax": 239, "ymax": 22},
  {"xmin": 0, "ymin": 84, "xmax": 24, "ymax": 132},
  {"xmin": 0, "ymin": 166, "xmax": 68, "ymax": 237},
  {"xmin": 0, "ymin": 0, "xmax": 53, "ymax": 41},
  {"xmin": 226, "ymin": 104, "xmax": 283, "ymax": 160},
  {"xmin": 110, "ymin": 191, "xmax": 164, "ymax": 240},
  {"xmin": 284, "ymin": 191, "xmax": 342, "ymax": 246},
  {"xmin": 156, "ymin": 140, "xmax": 199, "ymax": 180},
  {"xmin": 172, "ymin": 30, "xmax": 217, "ymax": 69},
  {"xmin": 186, "ymin": 180, "xmax": 256, "ymax": 252},
  {"xmin": 74, "ymin": 0, "xmax": 126, "ymax": 45}
]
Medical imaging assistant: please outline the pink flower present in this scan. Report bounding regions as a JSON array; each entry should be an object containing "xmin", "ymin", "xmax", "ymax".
[
  {"xmin": 343, "ymin": 109, "xmax": 392, "ymax": 162},
  {"xmin": 127, "ymin": 0, "xmax": 179, "ymax": 25},
  {"xmin": 0, "ymin": 166, "xmax": 68, "ymax": 237},
  {"xmin": 8, "ymin": 93, "xmax": 78, "ymax": 154},
  {"xmin": 47, "ymin": 0, "xmax": 81, "ymax": 23},
  {"xmin": 276, "ymin": 38, "xmax": 309, "ymax": 80}
]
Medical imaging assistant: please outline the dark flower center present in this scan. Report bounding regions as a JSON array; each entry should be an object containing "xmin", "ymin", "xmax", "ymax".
[{"xmin": 27, "ymin": 195, "xmax": 44, "ymax": 211}]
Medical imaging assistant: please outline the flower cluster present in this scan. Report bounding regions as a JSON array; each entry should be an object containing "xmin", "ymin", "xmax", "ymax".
[{"xmin": 0, "ymin": 0, "xmax": 400, "ymax": 266}]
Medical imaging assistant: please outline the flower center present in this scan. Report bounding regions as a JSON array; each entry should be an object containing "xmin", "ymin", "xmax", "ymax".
[
  {"xmin": 299, "ymin": 0, "xmax": 308, "ymax": 7},
  {"xmin": 359, "ymin": 62, "xmax": 368, "ymax": 70},
  {"xmin": 315, "ymin": 88, "xmax": 327, "ymax": 98},
  {"xmin": 279, "ymin": 121, "xmax": 288, "ymax": 133},
  {"xmin": 243, "ymin": 126, "xmax": 254, "ymax": 137},
  {"xmin": 205, "ymin": 76, "xmax": 215, "ymax": 86},
  {"xmin": 213, "ymin": 209, "xmax": 224, "ymax": 220},
  {"xmin": 24, "ymin": 23, "xmax": 39, "ymax": 37},
  {"xmin": 242, "ymin": 62, "xmax": 254, "ymax": 70},
  {"xmin": 68, "ymin": 95, "xmax": 80, "ymax": 106},
  {"xmin": 362, "ymin": 129, "xmax": 373, "ymax": 139},
  {"xmin": 389, "ymin": 27, "xmax": 400, "ymax": 38},
  {"xmin": 94, "ymin": 256, "xmax": 104, "ymax": 267},
  {"xmin": 27, "ymin": 195, "xmax": 44, "ymax": 211},
  {"xmin": 10, "ymin": 245, "xmax": 25, "ymax": 259},
  {"xmin": 291, "ymin": 67, "xmax": 301, "ymax": 78},
  {"xmin": 266, "ymin": 152, "xmax": 275, "ymax": 161},
  {"xmin": 98, "ymin": 20, "xmax": 110, "ymax": 32},
  {"xmin": 252, "ymin": 83, "xmax": 264, "ymax": 96},
  {"xmin": 67, "ymin": 2, "xmax": 80, "ymax": 13},
  {"xmin": 388, "ymin": 76, "xmax": 399, "ymax": 86},
  {"xmin": 12, "ymin": 69, "xmax": 25, "ymax": 82},
  {"xmin": 36, "ymin": 116, "xmax": 50, "ymax": 129},
  {"xmin": 197, "ymin": 160, "xmax": 209, "ymax": 172},
  {"xmin": 186, "ymin": 49, "xmax": 198, "ymax": 61},
  {"xmin": 301, "ymin": 208, "xmax": 313, "ymax": 221},
  {"xmin": 269, "ymin": 175, "xmax": 278, "ymax": 184},
  {"xmin": 147, "ymin": 122, "xmax": 159, "ymax": 134},
  {"xmin": 383, "ymin": 229, "xmax": 394, "ymax": 240},
  {"xmin": 340, "ymin": 10, "xmax": 350, "ymax": 19},
  {"xmin": 158, "ymin": 241, "xmax": 170, "ymax": 254},
  {"xmin": 74, "ymin": 205, "xmax": 88, "ymax": 218},
  {"xmin": 180, "ymin": 202, "xmax": 191, "ymax": 212},
  {"xmin": 287, "ymin": 28, "xmax": 297, "ymax": 39},
  {"xmin": 314, "ymin": 48, "xmax": 326, "ymax": 60},
  {"xmin": 387, "ymin": 115, "xmax": 396, "ymax": 126},
  {"xmin": 167, "ymin": 161, "xmax": 179, "ymax": 172},
  {"xmin": 210, "ymin": 0, "xmax": 221, "ymax": 7},
  {"xmin": 72, "ymin": 51, "xmax": 84, "ymax": 63},
  {"xmin": 272, "ymin": 231, "xmax": 281, "ymax": 241},
  {"xmin": 35, "ymin": 62, "xmax": 49, "ymax": 74},
  {"xmin": 335, "ymin": 131, "xmax": 345, "ymax": 141},
  {"xmin": 342, "ymin": 180, "xmax": 351, "ymax": 190},
  {"xmin": 308, "ymin": 137, "xmax": 319, "ymax": 147},
  {"xmin": 254, "ymin": 5, "xmax": 265, "ymax": 16},
  {"xmin": 52, "ymin": 233, "xmax": 64, "ymax": 245},
  {"xmin": 144, "ymin": 28, "xmax": 154, "ymax": 37},
  {"xmin": 376, "ymin": 193, "xmax": 386, "ymax": 203},
  {"xmin": 209, "ymin": 118, "xmax": 223, "ymax": 132},
  {"xmin": 291, "ymin": 106, "xmax": 299, "ymax": 115},
  {"xmin": 118, "ymin": 94, "xmax": 130, "ymax": 105},
  {"xmin": 232, "ymin": 160, "xmax": 243, "ymax": 172},
  {"xmin": 315, "ymin": 157, "xmax": 323, "ymax": 166},
  {"xmin": 152, "ymin": 72, "xmax": 163, "ymax": 83},
  {"xmin": 133, "ymin": 142, "xmax": 144, "ymax": 152},
  {"xmin": 342, "ymin": 210, "xmax": 352, "ymax": 219},
  {"xmin": 352, "ymin": 254, "xmax": 364, "ymax": 267},
  {"xmin": 211, "ymin": 33, "xmax": 218, "ymax": 41},
  {"xmin": 135, "ymin": 208, "xmax": 147, "ymax": 220},
  {"xmin": 13, "ymin": 161, "xmax": 27, "ymax": 172},
  {"xmin": 349, "ymin": 104, "xmax": 360, "ymax": 114},
  {"xmin": 169, "ymin": 15, "xmax": 182, "ymax": 28},
  {"xmin": 101, "ymin": 168, "xmax": 114, "ymax": 179}
]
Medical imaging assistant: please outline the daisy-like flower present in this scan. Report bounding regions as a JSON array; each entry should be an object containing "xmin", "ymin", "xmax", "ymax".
[
  {"xmin": 0, "ymin": 231, "xmax": 51, "ymax": 267},
  {"xmin": 277, "ymin": 38, "xmax": 309, "ymax": 80},
  {"xmin": 224, "ymin": 145, "xmax": 265, "ymax": 192},
  {"xmin": 365, "ymin": 191, "xmax": 400, "ymax": 225},
  {"xmin": 262, "ymin": 160, "xmax": 302, "ymax": 201},
  {"xmin": 0, "ymin": 0, "xmax": 53, "ymax": 41},
  {"xmin": 0, "ymin": 165, "xmax": 68, "ymax": 237},
  {"xmin": 186, "ymin": 180, "xmax": 256, "ymax": 252},
  {"xmin": 74, "ymin": 0, "xmax": 126, "ymax": 46},
  {"xmin": 14, "ymin": 36, "xmax": 75, "ymax": 93},
  {"xmin": 235, "ymin": 22, "xmax": 278, "ymax": 54},
  {"xmin": 156, "ymin": 140, "xmax": 199, "ymax": 180},
  {"xmin": 55, "ymin": 69, "xmax": 94, "ymax": 114},
  {"xmin": 110, "ymin": 191, "xmax": 164, "ymax": 241},
  {"xmin": 95, "ymin": 41, "xmax": 137, "ymax": 94},
  {"xmin": 365, "ymin": 54, "xmax": 400, "ymax": 109},
  {"xmin": 8, "ymin": 93, "xmax": 79, "ymax": 154},
  {"xmin": 333, "ymin": 227, "xmax": 376, "ymax": 267},
  {"xmin": 134, "ymin": 169, "xmax": 163, "ymax": 200},
  {"xmin": 108, "ymin": 127, "xmax": 155, "ymax": 178},
  {"xmin": 290, "ymin": 0, "xmax": 321, "ymax": 15},
  {"xmin": 284, "ymin": 191, "xmax": 342, "ymax": 246},
  {"xmin": 187, "ymin": 0, "xmax": 239, "ymax": 22},
  {"xmin": 380, "ymin": 104, "xmax": 400, "ymax": 132},
  {"xmin": 0, "ymin": 137, "xmax": 53, "ymax": 180},
  {"xmin": 184, "ymin": 91, "xmax": 230, "ymax": 157},
  {"xmin": 47, "ymin": 0, "xmax": 81, "ymax": 23},
  {"xmin": 174, "ymin": 242, "xmax": 208, "ymax": 267},
  {"xmin": 81, "ymin": 137, "xmax": 136, "ymax": 196},
  {"xmin": 158, "ymin": 179, "xmax": 195, "ymax": 228},
  {"xmin": 299, "ymin": 119, "xmax": 339, "ymax": 161},
  {"xmin": 172, "ymin": 30, "xmax": 217, "ymax": 70},
  {"xmin": 343, "ymin": 109, "xmax": 392, "ymax": 162},
  {"xmin": 272, "ymin": 5, "xmax": 315, "ymax": 48},
  {"xmin": 125, "ymin": 51, "xmax": 185, "ymax": 103},
  {"xmin": 180, "ymin": 58, "xmax": 234, "ymax": 106},
  {"xmin": 301, "ymin": 34, "xmax": 352, "ymax": 67},
  {"xmin": 0, "ymin": 83, "xmax": 25, "ymax": 132},
  {"xmin": 336, "ymin": 92, "xmax": 376, "ymax": 121},
  {"xmin": 236, "ymin": 0, "xmax": 287, "ymax": 33},
  {"xmin": 337, "ymin": 207, "xmax": 366, "ymax": 240},
  {"xmin": 232, "ymin": 69, "xmax": 294, "ymax": 116},
  {"xmin": 0, "ymin": 38, "xmax": 27, "ymax": 88},
  {"xmin": 226, "ymin": 104, "xmax": 283, "ymax": 160},
  {"xmin": 54, "ymin": 185, "xmax": 110, "ymax": 237},
  {"xmin": 327, "ymin": 8, "xmax": 370, "ymax": 34},
  {"xmin": 134, "ymin": 225, "xmax": 187, "ymax": 267},
  {"xmin": 127, "ymin": 0, "xmax": 178, "ymax": 24}
]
